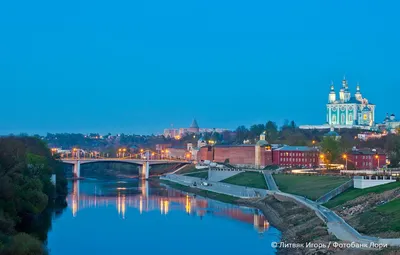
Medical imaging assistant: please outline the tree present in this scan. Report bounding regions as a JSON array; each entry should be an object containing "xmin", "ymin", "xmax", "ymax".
[
  {"xmin": 290, "ymin": 120, "xmax": 296, "ymax": 130},
  {"xmin": 388, "ymin": 136, "xmax": 400, "ymax": 167},
  {"xmin": 0, "ymin": 136, "xmax": 68, "ymax": 254},
  {"xmin": 265, "ymin": 121, "xmax": 278, "ymax": 142},
  {"xmin": 235, "ymin": 126, "xmax": 250, "ymax": 144},
  {"xmin": 320, "ymin": 137, "xmax": 341, "ymax": 168},
  {"xmin": 249, "ymin": 124, "xmax": 265, "ymax": 140}
]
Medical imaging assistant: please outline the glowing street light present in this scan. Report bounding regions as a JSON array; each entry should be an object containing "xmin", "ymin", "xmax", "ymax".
[
  {"xmin": 342, "ymin": 154, "xmax": 348, "ymax": 170},
  {"xmin": 319, "ymin": 154, "xmax": 325, "ymax": 165},
  {"xmin": 375, "ymin": 154, "xmax": 380, "ymax": 170},
  {"xmin": 72, "ymin": 148, "xmax": 79, "ymax": 158}
]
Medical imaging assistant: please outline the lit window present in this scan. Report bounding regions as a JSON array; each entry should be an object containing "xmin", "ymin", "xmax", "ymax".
[{"xmin": 363, "ymin": 114, "xmax": 368, "ymax": 120}]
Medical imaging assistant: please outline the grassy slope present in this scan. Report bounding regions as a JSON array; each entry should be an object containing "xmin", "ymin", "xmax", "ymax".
[
  {"xmin": 273, "ymin": 174, "xmax": 350, "ymax": 200},
  {"xmin": 351, "ymin": 198, "xmax": 400, "ymax": 236},
  {"xmin": 324, "ymin": 181, "xmax": 400, "ymax": 208},
  {"xmin": 160, "ymin": 180, "xmax": 238, "ymax": 204},
  {"xmin": 175, "ymin": 164, "xmax": 206, "ymax": 174},
  {"xmin": 185, "ymin": 171, "xmax": 208, "ymax": 179},
  {"xmin": 222, "ymin": 172, "xmax": 268, "ymax": 189}
]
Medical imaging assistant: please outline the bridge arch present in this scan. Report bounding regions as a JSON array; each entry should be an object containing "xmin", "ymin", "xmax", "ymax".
[{"xmin": 60, "ymin": 159, "xmax": 189, "ymax": 179}]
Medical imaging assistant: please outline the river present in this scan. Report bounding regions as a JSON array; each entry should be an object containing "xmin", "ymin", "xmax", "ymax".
[{"xmin": 46, "ymin": 179, "xmax": 281, "ymax": 254}]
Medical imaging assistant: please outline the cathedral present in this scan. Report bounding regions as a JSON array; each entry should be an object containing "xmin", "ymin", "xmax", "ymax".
[{"xmin": 327, "ymin": 78, "xmax": 375, "ymax": 128}]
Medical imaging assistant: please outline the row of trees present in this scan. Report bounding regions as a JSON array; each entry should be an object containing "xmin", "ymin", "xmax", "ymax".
[
  {"xmin": 43, "ymin": 120, "xmax": 400, "ymax": 168},
  {"xmin": 0, "ymin": 137, "xmax": 67, "ymax": 255}
]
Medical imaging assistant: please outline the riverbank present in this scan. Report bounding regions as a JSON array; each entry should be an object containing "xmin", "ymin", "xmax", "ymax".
[
  {"xmin": 159, "ymin": 174, "xmax": 400, "ymax": 255},
  {"xmin": 0, "ymin": 136, "xmax": 68, "ymax": 255},
  {"xmin": 239, "ymin": 196, "xmax": 337, "ymax": 255},
  {"xmin": 159, "ymin": 178, "xmax": 341, "ymax": 255},
  {"xmin": 160, "ymin": 179, "xmax": 239, "ymax": 204}
]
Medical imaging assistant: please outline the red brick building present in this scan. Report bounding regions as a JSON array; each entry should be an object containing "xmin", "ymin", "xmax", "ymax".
[
  {"xmin": 347, "ymin": 149, "xmax": 386, "ymax": 170},
  {"xmin": 272, "ymin": 146, "xmax": 320, "ymax": 168},
  {"xmin": 197, "ymin": 145, "xmax": 263, "ymax": 167},
  {"xmin": 197, "ymin": 144, "xmax": 319, "ymax": 168}
]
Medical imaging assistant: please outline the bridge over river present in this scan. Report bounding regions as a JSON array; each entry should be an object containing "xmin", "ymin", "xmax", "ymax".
[{"xmin": 60, "ymin": 157, "xmax": 189, "ymax": 179}]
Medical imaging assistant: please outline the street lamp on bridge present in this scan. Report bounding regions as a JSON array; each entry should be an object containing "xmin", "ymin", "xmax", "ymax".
[
  {"xmin": 118, "ymin": 148, "xmax": 127, "ymax": 158},
  {"xmin": 73, "ymin": 148, "xmax": 79, "ymax": 159}
]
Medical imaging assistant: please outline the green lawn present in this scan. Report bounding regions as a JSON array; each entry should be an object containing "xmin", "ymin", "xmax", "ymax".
[
  {"xmin": 222, "ymin": 171, "xmax": 268, "ymax": 189},
  {"xmin": 160, "ymin": 180, "xmax": 238, "ymax": 204},
  {"xmin": 185, "ymin": 171, "xmax": 208, "ymax": 179},
  {"xmin": 273, "ymin": 174, "xmax": 350, "ymax": 200},
  {"xmin": 175, "ymin": 164, "xmax": 206, "ymax": 174},
  {"xmin": 352, "ymin": 198, "xmax": 400, "ymax": 236},
  {"xmin": 324, "ymin": 181, "xmax": 400, "ymax": 208}
]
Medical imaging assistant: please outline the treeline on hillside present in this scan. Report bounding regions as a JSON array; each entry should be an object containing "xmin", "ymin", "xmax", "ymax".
[{"xmin": 0, "ymin": 136, "xmax": 68, "ymax": 255}]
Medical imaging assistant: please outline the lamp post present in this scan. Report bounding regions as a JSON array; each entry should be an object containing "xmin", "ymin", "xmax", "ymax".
[
  {"xmin": 343, "ymin": 154, "xmax": 348, "ymax": 170},
  {"xmin": 375, "ymin": 154, "xmax": 380, "ymax": 170},
  {"xmin": 319, "ymin": 154, "xmax": 325, "ymax": 169},
  {"xmin": 73, "ymin": 148, "xmax": 78, "ymax": 159}
]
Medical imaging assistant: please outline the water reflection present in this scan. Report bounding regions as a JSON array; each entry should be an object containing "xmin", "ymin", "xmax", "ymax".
[{"xmin": 69, "ymin": 179, "xmax": 271, "ymax": 234}]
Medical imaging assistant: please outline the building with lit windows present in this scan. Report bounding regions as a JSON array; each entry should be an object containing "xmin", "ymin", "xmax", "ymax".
[
  {"xmin": 326, "ymin": 77, "xmax": 375, "ymax": 128},
  {"xmin": 300, "ymin": 77, "xmax": 377, "ymax": 131},
  {"xmin": 163, "ymin": 119, "xmax": 229, "ymax": 138},
  {"xmin": 347, "ymin": 148, "xmax": 386, "ymax": 170},
  {"xmin": 197, "ymin": 133, "xmax": 319, "ymax": 168},
  {"xmin": 380, "ymin": 113, "xmax": 400, "ymax": 134},
  {"xmin": 272, "ymin": 146, "xmax": 320, "ymax": 168}
]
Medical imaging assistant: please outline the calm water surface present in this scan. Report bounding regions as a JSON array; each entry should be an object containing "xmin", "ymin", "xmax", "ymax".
[{"xmin": 47, "ymin": 179, "xmax": 280, "ymax": 255}]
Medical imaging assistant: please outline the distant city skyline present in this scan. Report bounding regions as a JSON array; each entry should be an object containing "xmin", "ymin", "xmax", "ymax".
[{"xmin": 1, "ymin": 1, "xmax": 399, "ymax": 135}]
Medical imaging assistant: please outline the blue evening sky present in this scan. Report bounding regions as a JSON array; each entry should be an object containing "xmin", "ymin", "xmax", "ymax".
[{"xmin": 0, "ymin": 0, "xmax": 399, "ymax": 135}]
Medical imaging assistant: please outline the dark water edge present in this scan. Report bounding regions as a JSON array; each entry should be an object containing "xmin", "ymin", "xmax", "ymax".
[
  {"xmin": 45, "ymin": 178, "xmax": 281, "ymax": 255},
  {"xmin": 16, "ymin": 196, "xmax": 68, "ymax": 247}
]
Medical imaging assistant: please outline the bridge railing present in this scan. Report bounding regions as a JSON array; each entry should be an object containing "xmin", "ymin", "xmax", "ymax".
[{"xmin": 209, "ymin": 167, "xmax": 244, "ymax": 172}]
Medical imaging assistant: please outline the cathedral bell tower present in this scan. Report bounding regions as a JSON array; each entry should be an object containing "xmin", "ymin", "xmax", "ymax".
[
  {"xmin": 328, "ymin": 82, "xmax": 336, "ymax": 103},
  {"xmin": 339, "ymin": 78, "xmax": 346, "ymax": 102},
  {"xmin": 355, "ymin": 83, "xmax": 362, "ymax": 101}
]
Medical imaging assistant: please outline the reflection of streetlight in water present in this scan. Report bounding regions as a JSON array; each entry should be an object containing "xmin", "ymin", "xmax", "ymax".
[
  {"xmin": 160, "ymin": 199, "xmax": 170, "ymax": 215},
  {"xmin": 117, "ymin": 192, "xmax": 126, "ymax": 219},
  {"xmin": 185, "ymin": 194, "xmax": 191, "ymax": 214},
  {"xmin": 253, "ymin": 213, "xmax": 270, "ymax": 234},
  {"xmin": 72, "ymin": 180, "xmax": 80, "ymax": 217}
]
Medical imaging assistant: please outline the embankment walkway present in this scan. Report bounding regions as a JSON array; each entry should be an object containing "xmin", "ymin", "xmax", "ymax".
[{"xmin": 162, "ymin": 173, "xmax": 400, "ymax": 247}]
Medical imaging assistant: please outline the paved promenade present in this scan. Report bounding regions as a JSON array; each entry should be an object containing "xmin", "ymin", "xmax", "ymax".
[
  {"xmin": 162, "ymin": 173, "xmax": 400, "ymax": 247},
  {"xmin": 263, "ymin": 172, "xmax": 279, "ymax": 191},
  {"xmin": 161, "ymin": 174, "xmax": 268, "ymax": 198}
]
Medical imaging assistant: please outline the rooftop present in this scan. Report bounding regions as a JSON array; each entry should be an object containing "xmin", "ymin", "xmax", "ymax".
[
  {"xmin": 274, "ymin": 146, "xmax": 318, "ymax": 152},
  {"xmin": 190, "ymin": 119, "xmax": 199, "ymax": 129}
]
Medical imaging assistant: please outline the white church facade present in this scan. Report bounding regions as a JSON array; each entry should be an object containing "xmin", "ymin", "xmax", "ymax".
[{"xmin": 326, "ymin": 78, "xmax": 375, "ymax": 128}]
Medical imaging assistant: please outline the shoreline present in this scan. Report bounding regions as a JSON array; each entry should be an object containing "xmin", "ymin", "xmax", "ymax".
[{"xmin": 159, "ymin": 179, "xmax": 339, "ymax": 255}]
